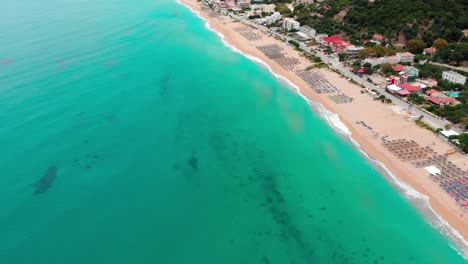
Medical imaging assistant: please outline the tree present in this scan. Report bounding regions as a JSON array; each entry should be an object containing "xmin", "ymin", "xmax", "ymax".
[
  {"xmin": 358, "ymin": 47, "xmax": 375, "ymax": 59},
  {"xmin": 373, "ymin": 45, "xmax": 386, "ymax": 57},
  {"xmin": 288, "ymin": 40, "xmax": 299, "ymax": 48},
  {"xmin": 433, "ymin": 38, "xmax": 448, "ymax": 49},
  {"xmin": 458, "ymin": 134, "xmax": 468, "ymax": 153},
  {"xmin": 275, "ymin": 4, "xmax": 292, "ymax": 17},
  {"xmin": 433, "ymin": 43, "xmax": 468, "ymax": 65},
  {"xmin": 408, "ymin": 39, "xmax": 426, "ymax": 54},
  {"xmin": 381, "ymin": 63, "xmax": 394, "ymax": 74},
  {"xmin": 338, "ymin": 53, "xmax": 348, "ymax": 62},
  {"xmin": 460, "ymin": 116, "xmax": 468, "ymax": 129},
  {"xmin": 364, "ymin": 67, "xmax": 373, "ymax": 74}
]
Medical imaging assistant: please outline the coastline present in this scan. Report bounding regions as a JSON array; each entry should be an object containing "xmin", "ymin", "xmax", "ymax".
[{"xmin": 178, "ymin": 0, "xmax": 468, "ymax": 257}]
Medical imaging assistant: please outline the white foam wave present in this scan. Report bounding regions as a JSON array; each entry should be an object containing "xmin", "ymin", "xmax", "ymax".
[{"xmin": 178, "ymin": 1, "xmax": 468, "ymax": 259}]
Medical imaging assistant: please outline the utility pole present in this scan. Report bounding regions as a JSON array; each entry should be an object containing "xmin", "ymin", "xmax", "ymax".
[{"xmin": 408, "ymin": 102, "xmax": 413, "ymax": 114}]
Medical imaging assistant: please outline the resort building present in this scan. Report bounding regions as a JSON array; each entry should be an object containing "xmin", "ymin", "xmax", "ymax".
[
  {"xmin": 257, "ymin": 12, "xmax": 282, "ymax": 25},
  {"xmin": 371, "ymin": 34, "xmax": 385, "ymax": 44},
  {"xmin": 397, "ymin": 52, "xmax": 415, "ymax": 63},
  {"xmin": 426, "ymin": 90, "xmax": 460, "ymax": 106},
  {"xmin": 442, "ymin": 70, "xmax": 467, "ymax": 85},
  {"xmin": 282, "ymin": 18, "xmax": 300, "ymax": 31},
  {"xmin": 423, "ymin": 47, "xmax": 437, "ymax": 55},
  {"xmin": 299, "ymin": 26, "xmax": 316, "ymax": 37},
  {"xmin": 397, "ymin": 83, "xmax": 422, "ymax": 94},
  {"xmin": 417, "ymin": 78, "xmax": 438, "ymax": 87},
  {"xmin": 439, "ymin": 129, "xmax": 459, "ymax": 141},
  {"xmin": 399, "ymin": 73, "xmax": 416, "ymax": 83},
  {"xmin": 237, "ymin": 0, "xmax": 251, "ymax": 8},
  {"xmin": 385, "ymin": 55, "xmax": 400, "ymax": 65},
  {"xmin": 404, "ymin": 66, "xmax": 419, "ymax": 77},
  {"xmin": 386, "ymin": 84, "xmax": 410, "ymax": 96},
  {"xmin": 345, "ymin": 46, "xmax": 364, "ymax": 57},
  {"xmin": 363, "ymin": 57, "xmax": 384, "ymax": 67},
  {"xmin": 393, "ymin": 64, "xmax": 405, "ymax": 72},
  {"xmin": 320, "ymin": 35, "xmax": 355, "ymax": 53},
  {"xmin": 425, "ymin": 89, "xmax": 439, "ymax": 96}
]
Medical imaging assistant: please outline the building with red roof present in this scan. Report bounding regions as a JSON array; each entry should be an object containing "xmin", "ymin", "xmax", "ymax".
[
  {"xmin": 423, "ymin": 47, "xmax": 437, "ymax": 54},
  {"xmin": 393, "ymin": 64, "xmax": 405, "ymax": 72},
  {"xmin": 323, "ymin": 35, "xmax": 344, "ymax": 45},
  {"xmin": 440, "ymin": 97, "xmax": 456, "ymax": 104},
  {"xmin": 321, "ymin": 35, "xmax": 352, "ymax": 52},
  {"xmin": 396, "ymin": 89, "xmax": 410, "ymax": 96},
  {"xmin": 425, "ymin": 89, "xmax": 439, "ymax": 95},
  {"xmin": 428, "ymin": 96, "xmax": 442, "ymax": 105},
  {"xmin": 398, "ymin": 52, "xmax": 415, "ymax": 63},
  {"xmin": 398, "ymin": 83, "xmax": 422, "ymax": 93},
  {"xmin": 373, "ymin": 34, "xmax": 384, "ymax": 41},
  {"xmin": 427, "ymin": 94, "xmax": 460, "ymax": 106}
]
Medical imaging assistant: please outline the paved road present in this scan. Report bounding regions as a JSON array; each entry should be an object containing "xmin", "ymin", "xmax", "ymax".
[
  {"xmin": 230, "ymin": 14, "xmax": 451, "ymax": 129},
  {"xmin": 428, "ymin": 62, "xmax": 468, "ymax": 73}
]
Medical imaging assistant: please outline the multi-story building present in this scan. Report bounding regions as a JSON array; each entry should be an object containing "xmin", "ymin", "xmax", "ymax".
[
  {"xmin": 298, "ymin": 26, "xmax": 316, "ymax": 37},
  {"xmin": 297, "ymin": 0, "xmax": 314, "ymax": 5},
  {"xmin": 282, "ymin": 18, "xmax": 300, "ymax": 31},
  {"xmin": 442, "ymin": 70, "xmax": 467, "ymax": 85},
  {"xmin": 257, "ymin": 12, "xmax": 282, "ymax": 25},
  {"xmin": 404, "ymin": 66, "xmax": 419, "ymax": 77},
  {"xmin": 397, "ymin": 52, "xmax": 415, "ymax": 63}
]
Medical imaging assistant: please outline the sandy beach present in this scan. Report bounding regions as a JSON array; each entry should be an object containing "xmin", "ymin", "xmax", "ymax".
[{"xmin": 180, "ymin": 0, "xmax": 468, "ymax": 252}]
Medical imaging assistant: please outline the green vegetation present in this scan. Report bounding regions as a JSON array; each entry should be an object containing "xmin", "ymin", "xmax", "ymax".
[
  {"xmin": 288, "ymin": 40, "xmax": 300, "ymax": 48},
  {"xmin": 415, "ymin": 119, "xmax": 436, "ymax": 132},
  {"xmin": 275, "ymin": 4, "xmax": 292, "ymax": 17},
  {"xmin": 288, "ymin": 0, "xmax": 467, "ymax": 44},
  {"xmin": 407, "ymin": 39, "xmax": 426, "ymax": 54},
  {"xmin": 458, "ymin": 134, "xmax": 468, "ymax": 152},
  {"xmin": 425, "ymin": 104, "xmax": 468, "ymax": 124},
  {"xmin": 357, "ymin": 45, "xmax": 396, "ymax": 59},
  {"xmin": 338, "ymin": 53, "xmax": 348, "ymax": 62},
  {"xmin": 380, "ymin": 63, "xmax": 395, "ymax": 75},
  {"xmin": 313, "ymin": 56, "xmax": 322, "ymax": 63},
  {"xmin": 343, "ymin": 0, "xmax": 467, "ymax": 43},
  {"xmin": 414, "ymin": 63, "xmax": 444, "ymax": 79},
  {"xmin": 433, "ymin": 43, "xmax": 468, "ymax": 66},
  {"xmin": 408, "ymin": 93, "xmax": 425, "ymax": 105},
  {"xmin": 433, "ymin": 38, "xmax": 448, "ymax": 49}
]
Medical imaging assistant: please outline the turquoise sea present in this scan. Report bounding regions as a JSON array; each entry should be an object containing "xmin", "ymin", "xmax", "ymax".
[{"xmin": 0, "ymin": 0, "xmax": 466, "ymax": 263}]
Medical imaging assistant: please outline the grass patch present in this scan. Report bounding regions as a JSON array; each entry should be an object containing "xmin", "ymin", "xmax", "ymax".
[{"xmin": 415, "ymin": 119, "xmax": 436, "ymax": 132}]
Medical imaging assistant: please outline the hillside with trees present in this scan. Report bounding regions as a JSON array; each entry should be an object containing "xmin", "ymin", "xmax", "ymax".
[
  {"xmin": 344, "ymin": 0, "xmax": 467, "ymax": 43},
  {"xmin": 290, "ymin": 0, "xmax": 467, "ymax": 44}
]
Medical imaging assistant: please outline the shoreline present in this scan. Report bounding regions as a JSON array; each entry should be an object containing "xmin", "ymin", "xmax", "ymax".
[{"xmin": 178, "ymin": 0, "xmax": 468, "ymax": 257}]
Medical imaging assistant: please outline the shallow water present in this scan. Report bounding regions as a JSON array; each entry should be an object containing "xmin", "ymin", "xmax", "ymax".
[{"xmin": 0, "ymin": 0, "xmax": 466, "ymax": 263}]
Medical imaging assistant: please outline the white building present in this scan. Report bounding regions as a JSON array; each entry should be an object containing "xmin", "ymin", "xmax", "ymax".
[
  {"xmin": 257, "ymin": 12, "xmax": 282, "ymax": 25},
  {"xmin": 297, "ymin": 0, "xmax": 314, "ymax": 5},
  {"xmin": 442, "ymin": 70, "xmax": 467, "ymax": 85},
  {"xmin": 250, "ymin": 4, "xmax": 276, "ymax": 13},
  {"xmin": 362, "ymin": 57, "xmax": 384, "ymax": 67},
  {"xmin": 346, "ymin": 46, "xmax": 364, "ymax": 57},
  {"xmin": 238, "ymin": 0, "xmax": 251, "ymax": 8},
  {"xmin": 397, "ymin": 52, "xmax": 415, "ymax": 63},
  {"xmin": 439, "ymin": 129, "xmax": 459, "ymax": 141},
  {"xmin": 299, "ymin": 26, "xmax": 316, "ymax": 37},
  {"xmin": 282, "ymin": 18, "xmax": 300, "ymax": 31}
]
